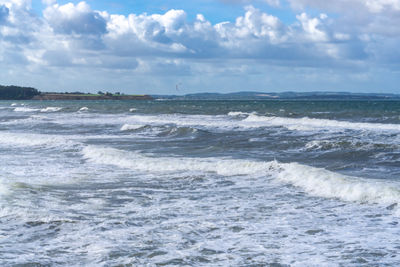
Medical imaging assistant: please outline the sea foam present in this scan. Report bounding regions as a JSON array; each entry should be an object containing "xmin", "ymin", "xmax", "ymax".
[
  {"xmin": 14, "ymin": 107, "xmax": 39, "ymax": 112},
  {"xmin": 272, "ymin": 162, "xmax": 400, "ymax": 205},
  {"xmin": 82, "ymin": 145, "xmax": 400, "ymax": 206},
  {"xmin": 120, "ymin": 124, "xmax": 145, "ymax": 131},
  {"xmin": 0, "ymin": 132, "xmax": 75, "ymax": 148},
  {"xmin": 122, "ymin": 113, "xmax": 400, "ymax": 133},
  {"xmin": 81, "ymin": 146, "xmax": 269, "ymax": 176},
  {"xmin": 244, "ymin": 114, "xmax": 400, "ymax": 132},
  {"xmin": 40, "ymin": 107, "xmax": 62, "ymax": 112}
]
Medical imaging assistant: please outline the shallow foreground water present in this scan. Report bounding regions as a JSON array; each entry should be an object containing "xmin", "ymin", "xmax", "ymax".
[{"xmin": 0, "ymin": 100, "xmax": 399, "ymax": 266}]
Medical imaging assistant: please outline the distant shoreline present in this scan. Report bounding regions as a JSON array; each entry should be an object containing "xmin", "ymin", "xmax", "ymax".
[
  {"xmin": 0, "ymin": 85, "xmax": 153, "ymax": 100},
  {"xmin": 32, "ymin": 93, "xmax": 153, "ymax": 101},
  {"xmin": 1, "ymin": 84, "xmax": 400, "ymax": 101}
]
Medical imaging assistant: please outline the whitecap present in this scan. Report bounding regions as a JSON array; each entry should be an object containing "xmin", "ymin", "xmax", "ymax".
[
  {"xmin": 273, "ymin": 162, "xmax": 400, "ymax": 205},
  {"xmin": 82, "ymin": 145, "xmax": 400, "ymax": 206},
  {"xmin": 14, "ymin": 107, "xmax": 39, "ymax": 112},
  {"xmin": 40, "ymin": 107, "xmax": 62, "ymax": 112},
  {"xmin": 0, "ymin": 132, "xmax": 76, "ymax": 148},
  {"xmin": 120, "ymin": 124, "xmax": 144, "ymax": 131},
  {"xmin": 81, "ymin": 146, "xmax": 269, "ymax": 177},
  {"xmin": 244, "ymin": 114, "xmax": 400, "ymax": 132}
]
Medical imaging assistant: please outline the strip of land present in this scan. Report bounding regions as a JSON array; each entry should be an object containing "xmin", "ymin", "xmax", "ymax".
[
  {"xmin": 32, "ymin": 93, "xmax": 153, "ymax": 100},
  {"xmin": 2, "ymin": 84, "xmax": 400, "ymax": 101},
  {"xmin": 0, "ymin": 85, "xmax": 153, "ymax": 100}
]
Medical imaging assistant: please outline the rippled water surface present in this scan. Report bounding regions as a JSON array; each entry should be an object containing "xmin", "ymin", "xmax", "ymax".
[{"xmin": 0, "ymin": 100, "xmax": 399, "ymax": 266}]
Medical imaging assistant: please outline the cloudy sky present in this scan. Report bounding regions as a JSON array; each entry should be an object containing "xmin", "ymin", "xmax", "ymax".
[{"xmin": 0, "ymin": 0, "xmax": 399, "ymax": 94}]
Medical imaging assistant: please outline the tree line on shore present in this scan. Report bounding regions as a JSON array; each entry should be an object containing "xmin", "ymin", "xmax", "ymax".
[
  {"xmin": 0, "ymin": 86, "xmax": 122, "ymax": 100},
  {"xmin": 0, "ymin": 85, "xmax": 41, "ymax": 100}
]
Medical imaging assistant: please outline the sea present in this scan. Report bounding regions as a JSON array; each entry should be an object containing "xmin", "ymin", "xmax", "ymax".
[{"xmin": 0, "ymin": 99, "xmax": 399, "ymax": 266}]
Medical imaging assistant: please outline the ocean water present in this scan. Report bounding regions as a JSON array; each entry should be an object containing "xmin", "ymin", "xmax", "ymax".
[{"xmin": 0, "ymin": 100, "xmax": 399, "ymax": 266}]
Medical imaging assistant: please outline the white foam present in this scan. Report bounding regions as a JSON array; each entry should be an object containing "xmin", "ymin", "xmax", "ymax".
[
  {"xmin": 129, "ymin": 108, "xmax": 137, "ymax": 112},
  {"xmin": 273, "ymin": 162, "xmax": 400, "ymax": 205},
  {"xmin": 244, "ymin": 114, "xmax": 400, "ymax": 132},
  {"xmin": 79, "ymin": 107, "xmax": 89, "ymax": 111},
  {"xmin": 0, "ymin": 132, "xmax": 75, "ymax": 148},
  {"xmin": 14, "ymin": 107, "xmax": 39, "ymax": 112},
  {"xmin": 305, "ymin": 140, "xmax": 335, "ymax": 150},
  {"xmin": 120, "ymin": 124, "xmax": 145, "ymax": 131},
  {"xmin": 82, "ymin": 145, "xmax": 400, "ymax": 206},
  {"xmin": 125, "ymin": 114, "xmax": 238, "ymax": 131},
  {"xmin": 40, "ymin": 107, "xmax": 62, "ymax": 112},
  {"xmin": 120, "ymin": 113, "xmax": 400, "ymax": 134},
  {"xmin": 81, "ymin": 146, "xmax": 269, "ymax": 176},
  {"xmin": 248, "ymin": 137, "xmax": 268, "ymax": 142},
  {"xmin": 0, "ymin": 180, "xmax": 10, "ymax": 196}
]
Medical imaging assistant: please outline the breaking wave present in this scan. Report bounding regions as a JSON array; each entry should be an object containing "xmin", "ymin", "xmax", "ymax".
[
  {"xmin": 40, "ymin": 107, "xmax": 62, "ymax": 112},
  {"xmin": 244, "ymin": 114, "xmax": 400, "ymax": 132},
  {"xmin": 82, "ymin": 146, "xmax": 270, "ymax": 176},
  {"xmin": 122, "ymin": 113, "xmax": 400, "ymax": 134},
  {"xmin": 14, "ymin": 107, "xmax": 39, "ymax": 112},
  {"xmin": 0, "ymin": 132, "xmax": 76, "ymax": 148},
  {"xmin": 273, "ymin": 162, "xmax": 400, "ymax": 205},
  {"xmin": 120, "ymin": 124, "xmax": 145, "ymax": 131},
  {"xmin": 82, "ymin": 145, "xmax": 400, "ymax": 206}
]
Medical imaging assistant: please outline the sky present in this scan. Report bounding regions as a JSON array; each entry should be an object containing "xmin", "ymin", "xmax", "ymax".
[{"xmin": 0, "ymin": 0, "xmax": 400, "ymax": 94}]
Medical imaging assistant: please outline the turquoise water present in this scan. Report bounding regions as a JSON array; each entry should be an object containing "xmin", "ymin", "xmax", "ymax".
[{"xmin": 0, "ymin": 100, "xmax": 399, "ymax": 266}]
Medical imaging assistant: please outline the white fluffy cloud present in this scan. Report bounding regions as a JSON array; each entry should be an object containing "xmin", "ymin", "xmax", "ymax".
[
  {"xmin": 288, "ymin": 0, "xmax": 400, "ymax": 13},
  {"xmin": 44, "ymin": 2, "xmax": 107, "ymax": 35},
  {"xmin": 0, "ymin": 0, "xmax": 399, "ymax": 93},
  {"xmin": 221, "ymin": 0, "xmax": 280, "ymax": 6}
]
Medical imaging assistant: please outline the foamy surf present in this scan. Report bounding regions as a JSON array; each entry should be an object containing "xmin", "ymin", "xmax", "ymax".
[
  {"xmin": 82, "ymin": 145, "xmax": 400, "ymax": 207},
  {"xmin": 82, "ymin": 146, "xmax": 271, "ymax": 176},
  {"xmin": 0, "ymin": 132, "xmax": 76, "ymax": 148},
  {"xmin": 120, "ymin": 124, "xmax": 145, "ymax": 131},
  {"xmin": 244, "ymin": 114, "xmax": 400, "ymax": 132},
  {"xmin": 119, "ymin": 113, "xmax": 400, "ymax": 134},
  {"xmin": 40, "ymin": 107, "xmax": 62, "ymax": 112},
  {"xmin": 273, "ymin": 162, "xmax": 400, "ymax": 205},
  {"xmin": 1, "ymin": 100, "xmax": 400, "ymax": 266},
  {"xmin": 14, "ymin": 107, "xmax": 39, "ymax": 112}
]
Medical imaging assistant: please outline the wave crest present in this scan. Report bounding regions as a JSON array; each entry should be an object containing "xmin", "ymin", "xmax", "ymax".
[
  {"xmin": 244, "ymin": 114, "xmax": 400, "ymax": 132},
  {"xmin": 82, "ymin": 145, "xmax": 400, "ymax": 206}
]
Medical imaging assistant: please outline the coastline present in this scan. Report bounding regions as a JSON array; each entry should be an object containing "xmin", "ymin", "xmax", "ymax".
[{"xmin": 32, "ymin": 93, "xmax": 153, "ymax": 100}]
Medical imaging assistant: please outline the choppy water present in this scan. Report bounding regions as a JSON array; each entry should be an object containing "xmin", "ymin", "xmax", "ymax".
[{"xmin": 0, "ymin": 100, "xmax": 399, "ymax": 266}]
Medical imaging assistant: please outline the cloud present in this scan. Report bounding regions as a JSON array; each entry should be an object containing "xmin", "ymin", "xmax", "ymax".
[
  {"xmin": 0, "ymin": 1, "xmax": 367, "ymax": 66},
  {"xmin": 0, "ymin": 5, "xmax": 9, "ymax": 24},
  {"xmin": 44, "ymin": 1, "xmax": 107, "ymax": 35},
  {"xmin": 42, "ymin": 0, "xmax": 56, "ymax": 6},
  {"xmin": 0, "ymin": 0, "xmax": 399, "ymax": 93},
  {"xmin": 0, "ymin": 2, "xmax": 368, "ymax": 70},
  {"xmin": 287, "ymin": 0, "xmax": 400, "ymax": 36},
  {"xmin": 219, "ymin": 0, "xmax": 280, "ymax": 7}
]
